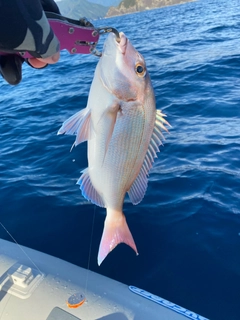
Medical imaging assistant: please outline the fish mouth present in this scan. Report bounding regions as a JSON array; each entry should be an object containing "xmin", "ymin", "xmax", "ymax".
[
  {"xmin": 118, "ymin": 32, "xmax": 127, "ymax": 54},
  {"xmin": 102, "ymin": 32, "xmax": 127, "ymax": 57}
]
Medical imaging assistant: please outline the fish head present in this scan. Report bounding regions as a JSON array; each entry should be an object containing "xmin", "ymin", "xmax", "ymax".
[{"xmin": 99, "ymin": 32, "xmax": 153, "ymax": 104}]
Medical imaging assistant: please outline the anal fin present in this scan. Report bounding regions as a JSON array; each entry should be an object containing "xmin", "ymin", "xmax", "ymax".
[{"xmin": 77, "ymin": 169, "xmax": 105, "ymax": 207}]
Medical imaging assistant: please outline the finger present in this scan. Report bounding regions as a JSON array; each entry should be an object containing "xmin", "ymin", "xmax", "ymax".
[
  {"xmin": 27, "ymin": 58, "xmax": 48, "ymax": 69},
  {"xmin": 28, "ymin": 52, "xmax": 60, "ymax": 68},
  {"xmin": 37, "ymin": 51, "xmax": 60, "ymax": 64}
]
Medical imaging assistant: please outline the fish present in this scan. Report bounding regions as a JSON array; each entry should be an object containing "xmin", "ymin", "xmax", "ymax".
[{"xmin": 58, "ymin": 31, "xmax": 170, "ymax": 265}]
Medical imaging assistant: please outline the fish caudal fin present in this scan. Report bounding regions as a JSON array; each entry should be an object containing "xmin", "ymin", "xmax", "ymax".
[{"xmin": 98, "ymin": 212, "xmax": 138, "ymax": 265}]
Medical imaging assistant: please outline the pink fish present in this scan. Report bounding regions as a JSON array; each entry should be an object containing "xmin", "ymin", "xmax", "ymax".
[{"xmin": 58, "ymin": 32, "xmax": 170, "ymax": 265}]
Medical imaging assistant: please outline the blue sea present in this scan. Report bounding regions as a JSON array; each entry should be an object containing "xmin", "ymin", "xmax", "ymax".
[{"xmin": 1, "ymin": 0, "xmax": 240, "ymax": 319}]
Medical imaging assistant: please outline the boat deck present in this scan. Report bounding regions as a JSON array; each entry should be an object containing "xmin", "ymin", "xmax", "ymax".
[{"xmin": 0, "ymin": 239, "xmax": 208, "ymax": 320}]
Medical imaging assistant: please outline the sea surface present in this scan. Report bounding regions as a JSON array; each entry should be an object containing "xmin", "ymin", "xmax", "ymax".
[{"xmin": 0, "ymin": 0, "xmax": 240, "ymax": 319}]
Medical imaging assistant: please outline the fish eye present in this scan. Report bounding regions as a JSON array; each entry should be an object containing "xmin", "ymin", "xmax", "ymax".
[{"xmin": 135, "ymin": 63, "xmax": 146, "ymax": 77}]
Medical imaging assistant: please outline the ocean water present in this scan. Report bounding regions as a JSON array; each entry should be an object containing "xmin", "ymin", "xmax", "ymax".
[{"xmin": 0, "ymin": 0, "xmax": 240, "ymax": 319}]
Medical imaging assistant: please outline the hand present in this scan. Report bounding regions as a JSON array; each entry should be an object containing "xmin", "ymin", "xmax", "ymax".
[
  {"xmin": 0, "ymin": 0, "xmax": 60, "ymax": 85},
  {"xmin": 28, "ymin": 51, "xmax": 60, "ymax": 69}
]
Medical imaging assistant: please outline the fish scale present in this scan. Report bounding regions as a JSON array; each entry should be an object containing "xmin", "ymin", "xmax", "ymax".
[{"xmin": 94, "ymin": 106, "xmax": 146, "ymax": 207}]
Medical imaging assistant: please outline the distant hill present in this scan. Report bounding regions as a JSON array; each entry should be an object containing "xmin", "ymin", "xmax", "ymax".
[
  {"xmin": 88, "ymin": 0, "xmax": 121, "ymax": 6},
  {"xmin": 106, "ymin": 0, "xmax": 193, "ymax": 17},
  {"xmin": 57, "ymin": 0, "xmax": 109, "ymax": 20},
  {"xmin": 57, "ymin": 0, "xmax": 193, "ymax": 20}
]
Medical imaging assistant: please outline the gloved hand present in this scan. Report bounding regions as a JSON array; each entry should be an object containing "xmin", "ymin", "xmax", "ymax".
[{"xmin": 0, "ymin": 0, "xmax": 61, "ymax": 85}]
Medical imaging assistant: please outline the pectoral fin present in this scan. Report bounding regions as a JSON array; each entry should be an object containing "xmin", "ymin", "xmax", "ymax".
[
  {"xmin": 98, "ymin": 101, "xmax": 120, "ymax": 161},
  {"xmin": 58, "ymin": 108, "xmax": 92, "ymax": 148}
]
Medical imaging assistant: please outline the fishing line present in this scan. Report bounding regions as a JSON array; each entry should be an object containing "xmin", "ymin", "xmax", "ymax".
[
  {"xmin": 84, "ymin": 205, "xmax": 96, "ymax": 294},
  {"xmin": 67, "ymin": 207, "xmax": 97, "ymax": 311},
  {"xmin": 0, "ymin": 221, "xmax": 42, "ymax": 274}
]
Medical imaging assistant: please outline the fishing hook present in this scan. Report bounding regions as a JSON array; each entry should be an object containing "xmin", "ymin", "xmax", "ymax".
[
  {"xmin": 98, "ymin": 27, "xmax": 121, "ymax": 42},
  {"xmin": 91, "ymin": 26, "xmax": 121, "ymax": 57}
]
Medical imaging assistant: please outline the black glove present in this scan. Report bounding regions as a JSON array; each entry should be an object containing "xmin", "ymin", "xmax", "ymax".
[
  {"xmin": 0, "ymin": 55, "xmax": 25, "ymax": 85},
  {"xmin": 0, "ymin": 0, "xmax": 60, "ymax": 85},
  {"xmin": 41, "ymin": 0, "xmax": 60, "ymax": 13}
]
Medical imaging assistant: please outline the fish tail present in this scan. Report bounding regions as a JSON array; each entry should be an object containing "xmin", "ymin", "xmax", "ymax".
[{"xmin": 97, "ymin": 211, "xmax": 138, "ymax": 265}]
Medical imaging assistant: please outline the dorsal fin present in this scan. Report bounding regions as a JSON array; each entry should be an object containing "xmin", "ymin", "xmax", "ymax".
[
  {"xmin": 128, "ymin": 170, "xmax": 148, "ymax": 205},
  {"xmin": 128, "ymin": 110, "xmax": 170, "ymax": 205}
]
